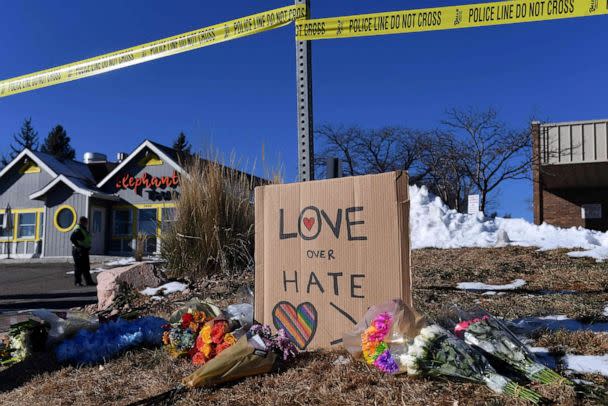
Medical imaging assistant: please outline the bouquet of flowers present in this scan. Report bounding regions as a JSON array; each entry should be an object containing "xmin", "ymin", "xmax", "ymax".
[
  {"xmin": 444, "ymin": 307, "xmax": 570, "ymax": 385},
  {"xmin": 249, "ymin": 324, "xmax": 298, "ymax": 362},
  {"xmin": 361, "ymin": 312, "xmax": 400, "ymax": 374},
  {"xmin": 162, "ymin": 309, "xmax": 239, "ymax": 365},
  {"xmin": 162, "ymin": 310, "xmax": 208, "ymax": 359},
  {"xmin": 1, "ymin": 320, "xmax": 47, "ymax": 366},
  {"xmin": 401, "ymin": 324, "xmax": 541, "ymax": 403},
  {"xmin": 345, "ymin": 300, "xmax": 542, "ymax": 404},
  {"xmin": 182, "ymin": 324, "xmax": 298, "ymax": 388}
]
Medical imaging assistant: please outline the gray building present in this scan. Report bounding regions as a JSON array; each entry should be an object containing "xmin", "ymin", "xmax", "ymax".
[{"xmin": 0, "ymin": 140, "xmax": 186, "ymax": 258}]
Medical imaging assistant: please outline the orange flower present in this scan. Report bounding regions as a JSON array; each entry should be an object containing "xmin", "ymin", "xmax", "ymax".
[
  {"xmin": 162, "ymin": 331, "xmax": 171, "ymax": 346},
  {"xmin": 189, "ymin": 322, "xmax": 200, "ymax": 332},
  {"xmin": 195, "ymin": 334, "xmax": 205, "ymax": 351},
  {"xmin": 192, "ymin": 351, "xmax": 207, "ymax": 366},
  {"xmin": 193, "ymin": 311, "xmax": 206, "ymax": 323},
  {"xmin": 200, "ymin": 324, "xmax": 213, "ymax": 344},
  {"xmin": 223, "ymin": 333, "xmax": 236, "ymax": 346}
]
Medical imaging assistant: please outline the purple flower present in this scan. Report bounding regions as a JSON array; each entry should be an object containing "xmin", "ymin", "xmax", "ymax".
[{"xmin": 373, "ymin": 350, "xmax": 399, "ymax": 374}]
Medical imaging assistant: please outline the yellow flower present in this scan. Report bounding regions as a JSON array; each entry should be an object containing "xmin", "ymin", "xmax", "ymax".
[
  {"xmin": 202, "ymin": 343, "xmax": 213, "ymax": 358},
  {"xmin": 193, "ymin": 311, "xmax": 206, "ymax": 323},
  {"xmin": 200, "ymin": 324, "xmax": 213, "ymax": 344}
]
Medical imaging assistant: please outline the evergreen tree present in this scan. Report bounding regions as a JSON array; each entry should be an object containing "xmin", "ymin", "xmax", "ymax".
[
  {"xmin": 172, "ymin": 131, "xmax": 192, "ymax": 163},
  {"xmin": 12, "ymin": 117, "xmax": 39, "ymax": 153},
  {"xmin": 7, "ymin": 118, "xmax": 39, "ymax": 160},
  {"xmin": 41, "ymin": 125, "xmax": 76, "ymax": 161}
]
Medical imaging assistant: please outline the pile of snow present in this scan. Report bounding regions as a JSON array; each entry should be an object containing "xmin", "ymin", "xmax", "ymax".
[
  {"xmin": 140, "ymin": 281, "xmax": 188, "ymax": 296},
  {"xmin": 457, "ymin": 279, "xmax": 526, "ymax": 291},
  {"xmin": 105, "ymin": 257, "xmax": 136, "ymax": 267},
  {"xmin": 565, "ymin": 355, "xmax": 608, "ymax": 377},
  {"xmin": 410, "ymin": 185, "xmax": 608, "ymax": 261}
]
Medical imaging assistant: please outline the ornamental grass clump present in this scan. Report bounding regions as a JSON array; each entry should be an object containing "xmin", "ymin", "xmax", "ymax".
[{"xmin": 160, "ymin": 156, "xmax": 257, "ymax": 279}]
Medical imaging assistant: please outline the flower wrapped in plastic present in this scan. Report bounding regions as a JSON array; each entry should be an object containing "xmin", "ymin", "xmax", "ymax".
[
  {"xmin": 344, "ymin": 300, "xmax": 542, "ymax": 404},
  {"xmin": 401, "ymin": 324, "xmax": 541, "ymax": 403},
  {"xmin": 442, "ymin": 306, "xmax": 571, "ymax": 386},
  {"xmin": 0, "ymin": 320, "xmax": 47, "ymax": 366},
  {"xmin": 182, "ymin": 324, "xmax": 298, "ymax": 388}
]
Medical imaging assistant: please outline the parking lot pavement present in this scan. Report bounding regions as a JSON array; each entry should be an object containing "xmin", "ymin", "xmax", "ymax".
[{"xmin": 0, "ymin": 261, "xmax": 100, "ymax": 332}]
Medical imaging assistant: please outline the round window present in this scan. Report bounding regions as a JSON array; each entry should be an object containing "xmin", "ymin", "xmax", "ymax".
[{"xmin": 55, "ymin": 206, "xmax": 76, "ymax": 232}]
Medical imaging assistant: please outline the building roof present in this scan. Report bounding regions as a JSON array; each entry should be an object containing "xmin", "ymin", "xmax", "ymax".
[
  {"xmin": 29, "ymin": 175, "xmax": 120, "ymax": 201},
  {"xmin": 97, "ymin": 139, "xmax": 186, "ymax": 188}
]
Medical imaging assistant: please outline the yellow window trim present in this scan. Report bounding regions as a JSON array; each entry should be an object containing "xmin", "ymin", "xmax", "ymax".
[
  {"xmin": 19, "ymin": 162, "xmax": 41, "ymax": 174},
  {"xmin": 138, "ymin": 153, "xmax": 163, "ymax": 166},
  {"xmin": 110, "ymin": 203, "xmax": 175, "ymax": 240},
  {"xmin": 11, "ymin": 209, "xmax": 44, "ymax": 242},
  {"xmin": 54, "ymin": 205, "xmax": 77, "ymax": 233}
]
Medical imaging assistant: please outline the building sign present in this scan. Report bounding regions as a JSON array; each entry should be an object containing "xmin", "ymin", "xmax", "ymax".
[
  {"xmin": 581, "ymin": 203, "xmax": 602, "ymax": 219},
  {"xmin": 115, "ymin": 171, "xmax": 180, "ymax": 200},
  {"xmin": 467, "ymin": 194, "xmax": 480, "ymax": 215}
]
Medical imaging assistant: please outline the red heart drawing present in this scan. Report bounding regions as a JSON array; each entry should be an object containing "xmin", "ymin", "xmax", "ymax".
[
  {"xmin": 303, "ymin": 217, "xmax": 315, "ymax": 231},
  {"xmin": 272, "ymin": 301, "xmax": 317, "ymax": 350}
]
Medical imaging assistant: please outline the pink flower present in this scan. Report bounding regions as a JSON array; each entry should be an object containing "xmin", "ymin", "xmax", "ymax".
[
  {"xmin": 371, "ymin": 312, "xmax": 392, "ymax": 338},
  {"xmin": 454, "ymin": 316, "xmax": 490, "ymax": 337}
]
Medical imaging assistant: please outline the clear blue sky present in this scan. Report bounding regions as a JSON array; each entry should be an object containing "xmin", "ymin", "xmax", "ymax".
[{"xmin": 1, "ymin": 1, "xmax": 607, "ymax": 220}]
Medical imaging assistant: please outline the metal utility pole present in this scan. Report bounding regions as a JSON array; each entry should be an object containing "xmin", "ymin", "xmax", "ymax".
[{"xmin": 296, "ymin": 0, "xmax": 314, "ymax": 181}]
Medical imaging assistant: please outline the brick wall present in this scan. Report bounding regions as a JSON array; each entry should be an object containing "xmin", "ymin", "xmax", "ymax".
[{"xmin": 542, "ymin": 188, "xmax": 608, "ymax": 231}]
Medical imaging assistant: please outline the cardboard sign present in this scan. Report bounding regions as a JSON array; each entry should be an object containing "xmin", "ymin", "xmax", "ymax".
[{"xmin": 254, "ymin": 171, "xmax": 411, "ymax": 349}]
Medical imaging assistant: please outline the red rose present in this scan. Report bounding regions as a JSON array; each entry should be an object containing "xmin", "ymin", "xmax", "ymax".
[
  {"xmin": 192, "ymin": 351, "xmax": 207, "ymax": 366},
  {"xmin": 215, "ymin": 342, "xmax": 231, "ymax": 354},
  {"xmin": 211, "ymin": 321, "xmax": 228, "ymax": 344},
  {"xmin": 181, "ymin": 313, "xmax": 194, "ymax": 329},
  {"xmin": 195, "ymin": 334, "xmax": 205, "ymax": 351}
]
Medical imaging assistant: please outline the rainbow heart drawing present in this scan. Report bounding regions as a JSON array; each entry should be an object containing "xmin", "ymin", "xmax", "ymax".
[{"xmin": 272, "ymin": 301, "xmax": 318, "ymax": 350}]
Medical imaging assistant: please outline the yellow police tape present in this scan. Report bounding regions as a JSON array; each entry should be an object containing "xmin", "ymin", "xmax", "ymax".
[
  {"xmin": 295, "ymin": 0, "xmax": 607, "ymax": 40},
  {"xmin": 0, "ymin": 4, "xmax": 307, "ymax": 98}
]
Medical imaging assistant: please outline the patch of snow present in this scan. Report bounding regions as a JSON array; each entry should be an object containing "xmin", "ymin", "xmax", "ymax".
[
  {"xmin": 510, "ymin": 315, "xmax": 608, "ymax": 334},
  {"xmin": 105, "ymin": 257, "xmax": 135, "ymax": 266},
  {"xmin": 482, "ymin": 291, "xmax": 497, "ymax": 296},
  {"xmin": 457, "ymin": 279, "xmax": 526, "ymax": 291},
  {"xmin": 565, "ymin": 355, "xmax": 608, "ymax": 377},
  {"xmin": 604, "ymin": 305, "xmax": 608, "ymax": 317},
  {"xmin": 151, "ymin": 296, "xmax": 163, "ymax": 301},
  {"xmin": 333, "ymin": 355, "xmax": 351, "ymax": 366},
  {"xmin": 409, "ymin": 185, "xmax": 608, "ymax": 261},
  {"xmin": 66, "ymin": 268, "xmax": 105, "ymax": 275},
  {"xmin": 140, "ymin": 281, "xmax": 188, "ymax": 296}
]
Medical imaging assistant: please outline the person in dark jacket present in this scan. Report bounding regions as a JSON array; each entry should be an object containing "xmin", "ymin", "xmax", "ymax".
[{"xmin": 70, "ymin": 216, "xmax": 95, "ymax": 287}]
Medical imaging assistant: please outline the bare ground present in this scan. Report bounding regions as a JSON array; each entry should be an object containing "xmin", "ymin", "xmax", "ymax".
[{"xmin": 1, "ymin": 247, "xmax": 608, "ymax": 405}]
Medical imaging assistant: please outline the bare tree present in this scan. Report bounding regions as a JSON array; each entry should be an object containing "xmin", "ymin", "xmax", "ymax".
[
  {"xmin": 315, "ymin": 124, "xmax": 428, "ymax": 181},
  {"xmin": 314, "ymin": 124, "xmax": 362, "ymax": 177},
  {"xmin": 418, "ymin": 131, "xmax": 473, "ymax": 211},
  {"xmin": 442, "ymin": 107, "xmax": 531, "ymax": 213}
]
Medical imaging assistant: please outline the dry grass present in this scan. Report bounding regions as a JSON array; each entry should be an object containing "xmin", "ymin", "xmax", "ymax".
[
  {"xmin": 2, "ymin": 247, "xmax": 608, "ymax": 405},
  {"xmin": 534, "ymin": 331, "xmax": 608, "ymax": 356},
  {"xmin": 160, "ymin": 157, "xmax": 256, "ymax": 279}
]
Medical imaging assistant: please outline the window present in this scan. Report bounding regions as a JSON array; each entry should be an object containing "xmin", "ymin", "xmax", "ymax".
[
  {"xmin": 17, "ymin": 213, "xmax": 36, "ymax": 239},
  {"xmin": 55, "ymin": 206, "xmax": 76, "ymax": 232},
  {"xmin": 0, "ymin": 213, "xmax": 12, "ymax": 239},
  {"xmin": 138, "ymin": 209, "xmax": 158, "ymax": 254},
  {"xmin": 92, "ymin": 210, "xmax": 102, "ymax": 233},
  {"xmin": 113, "ymin": 209, "xmax": 133, "ymax": 236},
  {"xmin": 161, "ymin": 208, "xmax": 176, "ymax": 232}
]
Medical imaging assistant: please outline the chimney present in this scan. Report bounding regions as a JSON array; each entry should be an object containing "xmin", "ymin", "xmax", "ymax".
[
  {"xmin": 83, "ymin": 152, "xmax": 108, "ymax": 164},
  {"xmin": 116, "ymin": 152, "xmax": 128, "ymax": 163}
]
